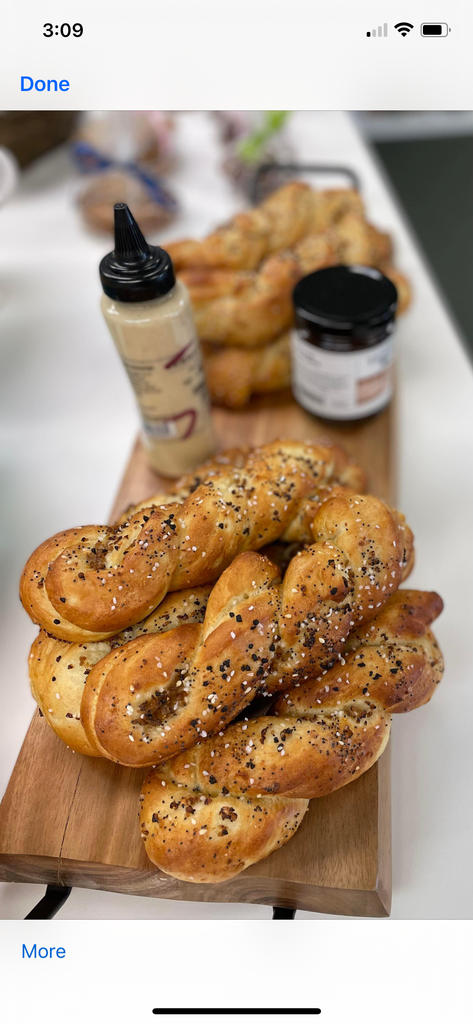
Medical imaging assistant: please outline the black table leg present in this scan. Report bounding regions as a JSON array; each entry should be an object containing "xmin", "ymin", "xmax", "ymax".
[
  {"xmin": 24, "ymin": 887, "xmax": 292, "ymax": 920},
  {"xmin": 272, "ymin": 906, "xmax": 296, "ymax": 919},
  {"xmin": 24, "ymin": 884, "xmax": 72, "ymax": 920}
]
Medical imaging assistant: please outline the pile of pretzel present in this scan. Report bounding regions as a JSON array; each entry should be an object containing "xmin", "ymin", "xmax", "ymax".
[
  {"xmin": 164, "ymin": 183, "xmax": 412, "ymax": 408},
  {"xmin": 21, "ymin": 440, "xmax": 443, "ymax": 883}
]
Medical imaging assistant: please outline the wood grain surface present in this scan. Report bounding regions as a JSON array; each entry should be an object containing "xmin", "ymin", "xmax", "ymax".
[{"xmin": 0, "ymin": 392, "xmax": 395, "ymax": 916}]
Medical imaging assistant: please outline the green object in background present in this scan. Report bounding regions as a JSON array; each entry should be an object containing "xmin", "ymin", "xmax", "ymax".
[{"xmin": 237, "ymin": 111, "xmax": 291, "ymax": 164}]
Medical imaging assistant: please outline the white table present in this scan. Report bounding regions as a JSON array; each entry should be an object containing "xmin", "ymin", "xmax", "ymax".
[{"xmin": 1, "ymin": 111, "xmax": 472, "ymax": 920}]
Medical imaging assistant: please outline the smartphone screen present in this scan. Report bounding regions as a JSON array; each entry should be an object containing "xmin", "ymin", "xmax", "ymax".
[{"xmin": 0, "ymin": 3, "xmax": 472, "ymax": 1023}]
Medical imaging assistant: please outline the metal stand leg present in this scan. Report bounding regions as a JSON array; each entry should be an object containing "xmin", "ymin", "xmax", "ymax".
[
  {"xmin": 24, "ymin": 884, "xmax": 72, "ymax": 920},
  {"xmin": 272, "ymin": 906, "xmax": 296, "ymax": 919}
]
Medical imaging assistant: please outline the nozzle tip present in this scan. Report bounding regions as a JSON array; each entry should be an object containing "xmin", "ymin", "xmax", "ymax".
[{"xmin": 113, "ymin": 203, "xmax": 149, "ymax": 259}]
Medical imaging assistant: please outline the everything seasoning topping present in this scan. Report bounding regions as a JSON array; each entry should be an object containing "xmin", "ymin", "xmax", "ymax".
[
  {"xmin": 92, "ymin": 491, "xmax": 414, "ymax": 767},
  {"xmin": 138, "ymin": 586, "xmax": 441, "ymax": 887},
  {"xmin": 23, "ymin": 439, "xmax": 441, "ymax": 885}
]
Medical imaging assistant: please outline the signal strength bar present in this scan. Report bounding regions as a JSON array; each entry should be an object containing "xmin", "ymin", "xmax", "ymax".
[{"xmin": 367, "ymin": 24, "xmax": 388, "ymax": 37}]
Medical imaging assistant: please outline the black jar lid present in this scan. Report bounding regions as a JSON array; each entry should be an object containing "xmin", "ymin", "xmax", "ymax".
[
  {"xmin": 293, "ymin": 265, "xmax": 398, "ymax": 331},
  {"xmin": 100, "ymin": 203, "xmax": 175, "ymax": 302}
]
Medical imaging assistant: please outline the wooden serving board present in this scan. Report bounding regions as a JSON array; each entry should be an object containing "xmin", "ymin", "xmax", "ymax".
[{"xmin": 0, "ymin": 393, "xmax": 395, "ymax": 916}]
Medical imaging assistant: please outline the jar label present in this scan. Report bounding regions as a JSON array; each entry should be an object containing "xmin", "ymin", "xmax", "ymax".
[{"xmin": 291, "ymin": 331, "xmax": 395, "ymax": 420}]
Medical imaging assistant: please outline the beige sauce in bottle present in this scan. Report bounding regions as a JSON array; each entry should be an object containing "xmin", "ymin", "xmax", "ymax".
[{"xmin": 100, "ymin": 204, "xmax": 215, "ymax": 478}]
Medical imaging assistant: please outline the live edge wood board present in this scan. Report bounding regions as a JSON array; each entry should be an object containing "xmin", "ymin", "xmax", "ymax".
[{"xmin": 0, "ymin": 393, "xmax": 396, "ymax": 916}]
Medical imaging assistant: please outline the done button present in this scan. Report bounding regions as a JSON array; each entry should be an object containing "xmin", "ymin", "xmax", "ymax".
[{"xmin": 21, "ymin": 76, "xmax": 70, "ymax": 91}]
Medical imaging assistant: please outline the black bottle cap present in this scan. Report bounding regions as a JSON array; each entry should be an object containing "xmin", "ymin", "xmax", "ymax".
[
  {"xmin": 99, "ymin": 203, "xmax": 175, "ymax": 302},
  {"xmin": 293, "ymin": 265, "xmax": 398, "ymax": 332}
]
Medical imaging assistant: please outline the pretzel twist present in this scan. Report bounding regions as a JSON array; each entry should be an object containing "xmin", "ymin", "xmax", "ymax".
[
  {"xmin": 180, "ymin": 218, "xmax": 401, "ymax": 351},
  {"xmin": 140, "ymin": 589, "xmax": 443, "ymax": 883},
  {"xmin": 20, "ymin": 441, "xmax": 366, "ymax": 642},
  {"xmin": 181, "ymin": 233, "xmax": 337, "ymax": 347},
  {"xmin": 79, "ymin": 493, "xmax": 413, "ymax": 767},
  {"xmin": 167, "ymin": 183, "xmax": 364, "ymax": 271},
  {"xmin": 200, "ymin": 261, "xmax": 411, "ymax": 407},
  {"xmin": 29, "ymin": 586, "xmax": 212, "ymax": 757},
  {"xmin": 202, "ymin": 334, "xmax": 292, "ymax": 409}
]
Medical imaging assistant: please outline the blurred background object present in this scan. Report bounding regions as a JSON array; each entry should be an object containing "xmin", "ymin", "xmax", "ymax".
[
  {"xmin": 73, "ymin": 111, "xmax": 178, "ymax": 234},
  {"xmin": 0, "ymin": 147, "xmax": 18, "ymax": 208},
  {"xmin": 215, "ymin": 110, "xmax": 294, "ymax": 196},
  {"xmin": 354, "ymin": 110, "xmax": 473, "ymax": 347},
  {"xmin": 0, "ymin": 110, "xmax": 79, "ymax": 166},
  {"xmin": 0, "ymin": 109, "xmax": 470, "ymax": 345}
]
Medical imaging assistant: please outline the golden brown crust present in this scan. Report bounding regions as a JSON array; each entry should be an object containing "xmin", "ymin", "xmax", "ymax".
[
  {"xmin": 178, "ymin": 267, "xmax": 251, "ymax": 307},
  {"xmin": 20, "ymin": 529, "xmax": 120, "ymax": 643},
  {"xmin": 263, "ymin": 180, "xmax": 322, "ymax": 253},
  {"xmin": 173, "ymin": 191, "xmax": 411, "ymax": 420},
  {"xmin": 168, "ymin": 183, "xmax": 410, "ymax": 406},
  {"xmin": 185, "ymin": 235, "xmax": 336, "ymax": 347},
  {"xmin": 309, "ymin": 188, "xmax": 365, "ymax": 232},
  {"xmin": 167, "ymin": 182, "xmax": 314, "ymax": 271},
  {"xmin": 140, "ymin": 588, "xmax": 443, "ymax": 882},
  {"xmin": 115, "ymin": 448, "xmax": 252, "ymax": 524},
  {"xmin": 167, "ymin": 183, "xmax": 364, "ymax": 272},
  {"xmin": 195, "ymin": 264, "xmax": 410, "ymax": 411},
  {"xmin": 140, "ymin": 773, "xmax": 308, "ymax": 884},
  {"xmin": 128, "ymin": 438, "xmax": 366, "ymax": 529},
  {"xmin": 330, "ymin": 212, "xmax": 393, "ymax": 267},
  {"xmin": 187, "ymin": 218, "xmax": 405, "ymax": 350},
  {"xmin": 168, "ymin": 181, "xmax": 409, "ymax": 359},
  {"xmin": 21, "ymin": 441, "xmax": 366, "ymax": 639},
  {"xmin": 30, "ymin": 632, "xmax": 110, "ymax": 756},
  {"xmin": 28, "ymin": 586, "xmax": 212, "ymax": 755},
  {"xmin": 275, "ymin": 589, "xmax": 444, "ymax": 720},
  {"xmin": 80, "ymin": 493, "xmax": 413, "ymax": 767},
  {"xmin": 166, "ymin": 207, "xmax": 270, "ymax": 271},
  {"xmin": 179, "ymin": 212, "xmax": 406, "ymax": 353},
  {"xmin": 203, "ymin": 334, "xmax": 291, "ymax": 408},
  {"xmin": 201, "ymin": 265, "xmax": 411, "ymax": 407},
  {"xmin": 42, "ymin": 506, "xmax": 184, "ymax": 637}
]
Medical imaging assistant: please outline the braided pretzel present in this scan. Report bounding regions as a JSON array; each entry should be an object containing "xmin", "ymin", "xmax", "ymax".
[
  {"xmin": 115, "ymin": 446, "xmax": 253, "ymax": 524},
  {"xmin": 201, "ymin": 266, "xmax": 409, "ymax": 408},
  {"xmin": 181, "ymin": 221, "xmax": 402, "ymax": 352},
  {"xmin": 123, "ymin": 438, "xmax": 366, "ymax": 533},
  {"xmin": 167, "ymin": 182, "xmax": 364, "ymax": 271},
  {"xmin": 200, "ymin": 267, "xmax": 410, "ymax": 410},
  {"xmin": 28, "ymin": 539, "xmax": 306, "ymax": 756},
  {"xmin": 20, "ymin": 440, "xmax": 366, "ymax": 642},
  {"xmin": 29, "ymin": 586, "xmax": 212, "ymax": 757},
  {"xmin": 181, "ymin": 233, "xmax": 336, "ymax": 347},
  {"xmin": 202, "ymin": 333, "xmax": 292, "ymax": 409},
  {"xmin": 140, "ymin": 589, "xmax": 443, "ymax": 883},
  {"xmin": 79, "ymin": 493, "xmax": 413, "ymax": 767},
  {"xmin": 182, "ymin": 232, "xmax": 407, "ymax": 350}
]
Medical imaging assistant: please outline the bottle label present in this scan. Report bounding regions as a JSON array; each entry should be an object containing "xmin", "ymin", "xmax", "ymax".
[
  {"xmin": 142, "ymin": 409, "xmax": 198, "ymax": 440},
  {"xmin": 291, "ymin": 330, "xmax": 395, "ymax": 420},
  {"xmin": 118, "ymin": 339, "xmax": 210, "ymax": 443}
]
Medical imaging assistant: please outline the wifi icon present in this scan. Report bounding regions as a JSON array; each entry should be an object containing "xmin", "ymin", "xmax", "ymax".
[{"xmin": 395, "ymin": 22, "xmax": 414, "ymax": 36}]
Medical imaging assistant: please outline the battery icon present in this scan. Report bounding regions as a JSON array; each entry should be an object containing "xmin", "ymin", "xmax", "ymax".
[{"xmin": 420, "ymin": 23, "xmax": 451, "ymax": 36}]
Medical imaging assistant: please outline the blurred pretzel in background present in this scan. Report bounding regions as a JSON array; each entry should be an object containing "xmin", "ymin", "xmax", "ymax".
[
  {"xmin": 164, "ymin": 181, "xmax": 411, "ymax": 407},
  {"xmin": 166, "ymin": 182, "xmax": 364, "ymax": 270}
]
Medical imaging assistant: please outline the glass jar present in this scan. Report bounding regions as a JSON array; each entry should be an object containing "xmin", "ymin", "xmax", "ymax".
[{"xmin": 291, "ymin": 265, "xmax": 398, "ymax": 421}]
